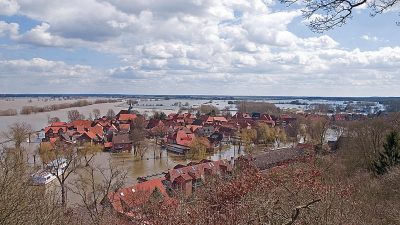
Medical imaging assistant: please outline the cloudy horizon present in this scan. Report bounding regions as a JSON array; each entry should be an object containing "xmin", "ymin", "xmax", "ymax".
[{"xmin": 0, "ymin": 0, "xmax": 399, "ymax": 97}]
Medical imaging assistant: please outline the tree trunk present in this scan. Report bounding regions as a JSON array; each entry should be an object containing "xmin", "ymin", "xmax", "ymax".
[{"xmin": 61, "ymin": 182, "xmax": 67, "ymax": 207}]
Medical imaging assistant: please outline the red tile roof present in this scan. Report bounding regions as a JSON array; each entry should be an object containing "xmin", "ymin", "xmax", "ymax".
[
  {"xmin": 106, "ymin": 178, "xmax": 170, "ymax": 215},
  {"xmin": 80, "ymin": 131, "xmax": 97, "ymax": 140},
  {"xmin": 72, "ymin": 120, "xmax": 92, "ymax": 129},
  {"xmin": 44, "ymin": 126, "xmax": 67, "ymax": 134},
  {"xmin": 89, "ymin": 125, "xmax": 104, "ymax": 137},
  {"xmin": 118, "ymin": 114, "xmax": 137, "ymax": 121},
  {"xmin": 76, "ymin": 126, "xmax": 85, "ymax": 134},
  {"xmin": 213, "ymin": 117, "xmax": 228, "ymax": 123}
]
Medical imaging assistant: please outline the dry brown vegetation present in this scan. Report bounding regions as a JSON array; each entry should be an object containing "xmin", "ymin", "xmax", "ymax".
[
  {"xmin": 0, "ymin": 109, "xmax": 18, "ymax": 116},
  {"xmin": 236, "ymin": 101, "xmax": 280, "ymax": 115},
  {"xmin": 0, "ymin": 148, "xmax": 67, "ymax": 225},
  {"xmin": 198, "ymin": 104, "xmax": 220, "ymax": 116},
  {"xmin": 20, "ymin": 99, "xmax": 119, "ymax": 115}
]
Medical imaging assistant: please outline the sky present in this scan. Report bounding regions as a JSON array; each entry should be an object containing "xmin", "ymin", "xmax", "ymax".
[{"xmin": 0, "ymin": 0, "xmax": 399, "ymax": 96}]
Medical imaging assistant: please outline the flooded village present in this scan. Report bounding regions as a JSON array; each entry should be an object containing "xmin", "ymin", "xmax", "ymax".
[{"xmin": 0, "ymin": 95, "xmax": 384, "ymax": 211}]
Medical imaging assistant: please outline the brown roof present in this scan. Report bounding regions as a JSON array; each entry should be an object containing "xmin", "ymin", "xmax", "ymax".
[
  {"xmin": 112, "ymin": 134, "xmax": 132, "ymax": 144},
  {"xmin": 176, "ymin": 174, "xmax": 193, "ymax": 182},
  {"xmin": 166, "ymin": 159, "xmax": 232, "ymax": 183}
]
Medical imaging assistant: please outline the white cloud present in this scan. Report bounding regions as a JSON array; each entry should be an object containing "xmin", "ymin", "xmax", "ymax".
[
  {"xmin": 16, "ymin": 23, "xmax": 67, "ymax": 47},
  {"xmin": 0, "ymin": 21, "xmax": 19, "ymax": 37},
  {"xmin": 0, "ymin": 57, "xmax": 107, "ymax": 93},
  {"xmin": 0, "ymin": 0, "xmax": 20, "ymax": 16},
  {"xmin": 0, "ymin": 0, "xmax": 399, "ymax": 96},
  {"xmin": 361, "ymin": 34, "xmax": 378, "ymax": 41}
]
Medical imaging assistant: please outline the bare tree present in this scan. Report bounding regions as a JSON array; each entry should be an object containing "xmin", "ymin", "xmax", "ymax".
[
  {"xmin": 51, "ymin": 142, "xmax": 82, "ymax": 207},
  {"xmin": 340, "ymin": 118, "xmax": 390, "ymax": 173},
  {"xmin": 135, "ymin": 139, "xmax": 149, "ymax": 160},
  {"xmin": 92, "ymin": 109, "xmax": 101, "ymax": 120},
  {"xmin": 106, "ymin": 109, "xmax": 116, "ymax": 119},
  {"xmin": 198, "ymin": 105, "xmax": 220, "ymax": 116},
  {"xmin": 256, "ymin": 123, "xmax": 275, "ymax": 147},
  {"xmin": 78, "ymin": 143, "xmax": 103, "ymax": 167},
  {"xmin": 273, "ymin": 127, "xmax": 287, "ymax": 148},
  {"xmin": 70, "ymin": 160, "xmax": 126, "ymax": 225},
  {"xmin": 0, "ymin": 147, "xmax": 67, "ymax": 225},
  {"xmin": 280, "ymin": 0, "xmax": 400, "ymax": 32},
  {"xmin": 188, "ymin": 137, "xmax": 209, "ymax": 160},
  {"xmin": 152, "ymin": 124, "xmax": 167, "ymax": 145},
  {"xmin": 2, "ymin": 122, "xmax": 32, "ymax": 149},
  {"xmin": 306, "ymin": 117, "xmax": 330, "ymax": 147},
  {"xmin": 129, "ymin": 117, "xmax": 147, "ymax": 155},
  {"xmin": 67, "ymin": 109, "xmax": 85, "ymax": 122},
  {"xmin": 47, "ymin": 116, "xmax": 61, "ymax": 124}
]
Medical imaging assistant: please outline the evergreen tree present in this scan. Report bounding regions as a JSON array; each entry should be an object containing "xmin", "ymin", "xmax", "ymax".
[{"xmin": 373, "ymin": 131, "xmax": 400, "ymax": 175}]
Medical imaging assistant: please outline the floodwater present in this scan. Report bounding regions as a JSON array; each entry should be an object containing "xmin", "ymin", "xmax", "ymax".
[{"xmin": 21, "ymin": 141, "xmax": 242, "ymax": 206}]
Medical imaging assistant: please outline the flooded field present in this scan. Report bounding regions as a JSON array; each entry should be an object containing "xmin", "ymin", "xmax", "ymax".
[{"xmin": 0, "ymin": 97, "xmax": 233, "ymax": 132}]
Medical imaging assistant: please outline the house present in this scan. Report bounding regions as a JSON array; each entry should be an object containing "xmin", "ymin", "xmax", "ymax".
[
  {"xmin": 231, "ymin": 112, "xmax": 252, "ymax": 120},
  {"xmin": 218, "ymin": 125, "xmax": 237, "ymax": 139},
  {"xmin": 212, "ymin": 116, "xmax": 228, "ymax": 124},
  {"xmin": 76, "ymin": 131, "xmax": 99, "ymax": 144},
  {"xmin": 183, "ymin": 113, "xmax": 196, "ymax": 125},
  {"xmin": 118, "ymin": 113, "xmax": 137, "ymax": 123},
  {"xmin": 173, "ymin": 174, "xmax": 193, "ymax": 196},
  {"xmin": 44, "ymin": 122, "xmax": 68, "ymax": 140},
  {"xmin": 104, "ymin": 178, "xmax": 172, "ymax": 218},
  {"xmin": 72, "ymin": 120, "xmax": 93, "ymax": 129},
  {"xmin": 88, "ymin": 125, "xmax": 104, "ymax": 139},
  {"xmin": 94, "ymin": 117, "xmax": 112, "ymax": 128},
  {"xmin": 191, "ymin": 119, "xmax": 204, "ymax": 126},
  {"xmin": 166, "ymin": 129, "xmax": 195, "ymax": 154},
  {"xmin": 208, "ymin": 132, "xmax": 223, "ymax": 146},
  {"xmin": 277, "ymin": 114, "xmax": 296, "ymax": 125},
  {"xmin": 258, "ymin": 114, "xmax": 275, "ymax": 127},
  {"xmin": 146, "ymin": 118, "xmax": 164, "ymax": 130},
  {"xmin": 112, "ymin": 134, "xmax": 132, "ymax": 152},
  {"xmin": 164, "ymin": 159, "xmax": 233, "ymax": 196},
  {"xmin": 195, "ymin": 126, "xmax": 215, "ymax": 137}
]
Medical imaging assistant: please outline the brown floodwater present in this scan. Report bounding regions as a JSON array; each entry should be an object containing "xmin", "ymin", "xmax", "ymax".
[{"xmin": 20, "ymin": 140, "xmax": 243, "ymax": 206}]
